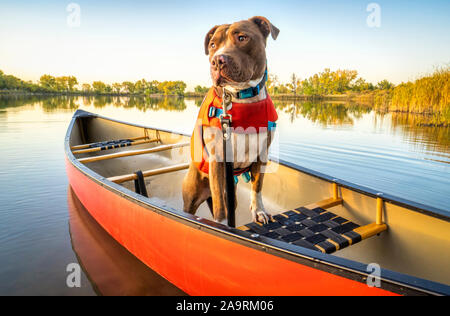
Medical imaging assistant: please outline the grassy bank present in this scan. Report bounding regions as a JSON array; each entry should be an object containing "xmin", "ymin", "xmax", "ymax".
[
  {"xmin": 268, "ymin": 68, "xmax": 449, "ymax": 126},
  {"xmin": 352, "ymin": 68, "xmax": 450, "ymax": 126}
]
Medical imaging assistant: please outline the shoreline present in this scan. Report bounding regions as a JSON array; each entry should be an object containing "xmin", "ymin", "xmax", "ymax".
[
  {"xmin": 0, "ymin": 90, "xmax": 381, "ymax": 101},
  {"xmin": 1, "ymin": 90, "xmax": 448, "ymax": 127}
]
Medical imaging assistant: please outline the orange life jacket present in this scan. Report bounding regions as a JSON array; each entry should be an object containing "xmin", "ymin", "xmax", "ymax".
[{"xmin": 191, "ymin": 88, "xmax": 278, "ymax": 175}]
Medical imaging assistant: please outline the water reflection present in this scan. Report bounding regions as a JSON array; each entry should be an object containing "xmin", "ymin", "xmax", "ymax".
[
  {"xmin": 0, "ymin": 95, "xmax": 188, "ymax": 112},
  {"xmin": 67, "ymin": 187, "xmax": 186, "ymax": 296},
  {"xmin": 89, "ymin": 95, "xmax": 187, "ymax": 111},
  {"xmin": 1, "ymin": 94, "xmax": 449, "ymax": 154},
  {"xmin": 274, "ymin": 100, "xmax": 372, "ymax": 125},
  {"xmin": 389, "ymin": 112, "xmax": 450, "ymax": 159},
  {"xmin": 41, "ymin": 96, "xmax": 80, "ymax": 111}
]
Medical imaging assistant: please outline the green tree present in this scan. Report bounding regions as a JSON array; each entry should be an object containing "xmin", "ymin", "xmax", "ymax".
[
  {"xmin": 112, "ymin": 83, "xmax": 122, "ymax": 94},
  {"xmin": 287, "ymin": 73, "xmax": 301, "ymax": 95},
  {"xmin": 122, "ymin": 81, "xmax": 135, "ymax": 94},
  {"xmin": 194, "ymin": 85, "xmax": 209, "ymax": 94},
  {"xmin": 67, "ymin": 76, "xmax": 78, "ymax": 92},
  {"xmin": 377, "ymin": 80, "xmax": 394, "ymax": 90},
  {"xmin": 92, "ymin": 81, "xmax": 107, "ymax": 94},
  {"xmin": 266, "ymin": 74, "xmax": 278, "ymax": 95},
  {"xmin": 82, "ymin": 83, "xmax": 91, "ymax": 93},
  {"xmin": 352, "ymin": 77, "xmax": 374, "ymax": 92},
  {"xmin": 158, "ymin": 81, "xmax": 186, "ymax": 96},
  {"xmin": 55, "ymin": 77, "xmax": 68, "ymax": 92},
  {"xmin": 134, "ymin": 79, "xmax": 147, "ymax": 94},
  {"xmin": 39, "ymin": 74, "xmax": 57, "ymax": 91},
  {"xmin": 0, "ymin": 70, "xmax": 4, "ymax": 89}
]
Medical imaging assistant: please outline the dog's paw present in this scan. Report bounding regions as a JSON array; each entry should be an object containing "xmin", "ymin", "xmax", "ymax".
[{"xmin": 251, "ymin": 208, "xmax": 272, "ymax": 225}]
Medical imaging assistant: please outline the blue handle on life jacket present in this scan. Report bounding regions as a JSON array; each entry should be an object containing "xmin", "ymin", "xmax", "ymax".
[
  {"xmin": 268, "ymin": 121, "xmax": 277, "ymax": 131},
  {"xmin": 242, "ymin": 171, "xmax": 251, "ymax": 183},
  {"xmin": 208, "ymin": 106, "xmax": 224, "ymax": 118},
  {"xmin": 233, "ymin": 172, "xmax": 251, "ymax": 185}
]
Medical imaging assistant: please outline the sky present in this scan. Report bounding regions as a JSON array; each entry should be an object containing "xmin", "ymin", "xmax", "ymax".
[{"xmin": 0, "ymin": 0, "xmax": 449, "ymax": 91}]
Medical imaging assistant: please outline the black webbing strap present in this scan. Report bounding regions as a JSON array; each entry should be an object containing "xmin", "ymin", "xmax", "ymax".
[
  {"xmin": 89, "ymin": 139, "xmax": 132, "ymax": 149},
  {"xmin": 134, "ymin": 170, "xmax": 148, "ymax": 198},
  {"xmin": 220, "ymin": 95, "xmax": 236, "ymax": 228}
]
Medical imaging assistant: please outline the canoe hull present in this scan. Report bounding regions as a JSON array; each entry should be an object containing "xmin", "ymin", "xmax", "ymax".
[{"xmin": 66, "ymin": 157, "xmax": 396, "ymax": 296}]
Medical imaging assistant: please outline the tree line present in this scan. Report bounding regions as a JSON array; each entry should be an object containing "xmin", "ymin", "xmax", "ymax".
[
  {"xmin": 0, "ymin": 71, "xmax": 187, "ymax": 96},
  {"xmin": 0, "ymin": 68, "xmax": 392, "ymax": 96},
  {"xmin": 1, "ymin": 67, "xmax": 447, "ymax": 117},
  {"xmin": 267, "ymin": 68, "xmax": 394, "ymax": 96}
]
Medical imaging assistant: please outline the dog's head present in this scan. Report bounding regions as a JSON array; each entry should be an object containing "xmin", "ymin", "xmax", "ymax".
[{"xmin": 205, "ymin": 16, "xmax": 279, "ymax": 88}]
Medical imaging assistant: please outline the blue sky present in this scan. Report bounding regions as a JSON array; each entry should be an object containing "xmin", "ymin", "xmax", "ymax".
[{"xmin": 0, "ymin": 0, "xmax": 449, "ymax": 90}]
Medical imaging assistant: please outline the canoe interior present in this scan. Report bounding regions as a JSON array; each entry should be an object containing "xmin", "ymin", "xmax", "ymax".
[{"xmin": 68, "ymin": 113, "xmax": 450, "ymax": 288}]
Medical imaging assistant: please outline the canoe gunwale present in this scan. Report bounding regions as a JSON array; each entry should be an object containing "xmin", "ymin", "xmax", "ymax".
[{"xmin": 65, "ymin": 109, "xmax": 450, "ymax": 296}]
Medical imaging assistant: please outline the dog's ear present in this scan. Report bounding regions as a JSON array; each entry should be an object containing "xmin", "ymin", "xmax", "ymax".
[
  {"xmin": 204, "ymin": 25, "xmax": 220, "ymax": 55},
  {"xmin": 249, "ymin": 16, "xmax": 280, "ymax": 40}
]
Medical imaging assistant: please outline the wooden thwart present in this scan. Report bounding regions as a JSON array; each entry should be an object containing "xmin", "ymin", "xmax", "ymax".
[
  {"xmin": 108, "ymin": 163, "xmax": 190, "ymax": 184},
  {"xmin": 71, "ymin": 136, "xmax": 148, "ymax": 150},
  {"xmin": 304, "ymin": 197, "xmax": 343, "ymax": 210},
  {"xmin": 78, "ymin": 142, "xmax": 190, "ymax": 164},
  {"xmin": 72, "ymin": 138, "xmax": 158, "ymax": 155},
  {"xmin": 353, "ymin": 223, "xmax": 387, "ymax": 240}
]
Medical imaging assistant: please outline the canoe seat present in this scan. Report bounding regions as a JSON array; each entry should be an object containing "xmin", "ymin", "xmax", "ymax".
[
  {"xmin": 239, "ymin": 206, "xmax": 387, "ymax": 254},
  {"xmin": 86, "ymin": 139, "xmax": 133, "ymax": 149}
]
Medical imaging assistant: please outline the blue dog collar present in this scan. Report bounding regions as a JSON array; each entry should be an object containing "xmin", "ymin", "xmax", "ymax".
[{"xmin": 225, "ymin": 67, "xmax": 268, "ymax": 100}]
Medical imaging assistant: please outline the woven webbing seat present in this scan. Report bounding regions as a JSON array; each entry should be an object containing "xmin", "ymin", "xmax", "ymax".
[
  {"xmin": 239, "ymin": 205, "xmax": 387, "ymax": 254},
  {"xmin": 89, "ymin": 139, "xmax": 133, "ymax": 150}
]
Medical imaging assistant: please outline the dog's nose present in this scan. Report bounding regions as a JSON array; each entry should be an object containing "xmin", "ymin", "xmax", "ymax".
[{"xmin": 212, "ymin": 54, "xmax": 229, "ymax": 69}]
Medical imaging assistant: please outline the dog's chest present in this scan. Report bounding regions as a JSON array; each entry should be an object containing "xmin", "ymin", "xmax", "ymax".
[
  {"xmin": 231, "ymin": 131, "xmax": 270, "ymax": 170},
  {"xmin": 203, "ymin": 127, "xmax": 272, "ymax": 169}
]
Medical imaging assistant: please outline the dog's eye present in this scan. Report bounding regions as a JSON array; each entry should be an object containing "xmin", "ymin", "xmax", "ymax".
[
  {"xmin": 238, "ymin": 35, "xmax": 247, "ymax": 42},
  {"xmin": 210, "ymin": 43, "xmax": 216, "ymax": 49}
]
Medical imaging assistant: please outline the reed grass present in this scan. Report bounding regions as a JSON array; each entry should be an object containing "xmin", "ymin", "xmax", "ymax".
[
  {"xmin": 390, "ymin": 67, "xmax": 449, "ymax": 114},
  {"xmin": 355, "ymin": 67, "xmax": 449, "ymax": 126}
]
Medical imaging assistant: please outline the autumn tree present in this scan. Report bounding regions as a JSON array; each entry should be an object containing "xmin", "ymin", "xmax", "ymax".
[
  {"xmin": 82, "ymin": 83, "xmax": 91, "ymax": 93},
  {"xmin": 55, "ymin": 76, "xmax": 68, "ymax": 92},
  {"xmin": 122, "ymin": 81, "xmax": 135, "ymax": 94},
  {"xmin": 158, "ymin": 81, "xmax": 186, "ymax": 96},
  {"xmin": 39, "ymin": 74, "xmax": 56, "ymax": 91},
  {"xmin": 92, "ymin": 81, "xmax": 107, "ymax": 94},
  {"xmin": 134, "ymin": 79, "xmax": 147, "ymax": 94},
  {"xmin": 112, "ymin": 83, "xmax": 122, "ymax": 94},
  {"xmin": 67, "ymin": 76, "xmax": 78, "ymax": 91}
]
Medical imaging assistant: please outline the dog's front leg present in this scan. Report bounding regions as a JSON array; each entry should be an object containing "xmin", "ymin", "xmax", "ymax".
[
  {"xmin": 208, "ymin": 159, "xmax": 227, "ymax": 222},
  {"xmin": 204, "ymin": 126, "xmax": 228, "ymax": 223},
  {"xmin": 250, "ymin": 162, "xmax": 271, "ymax": 224}
]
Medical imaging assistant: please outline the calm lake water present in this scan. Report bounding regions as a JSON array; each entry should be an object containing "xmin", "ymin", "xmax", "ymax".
[{"xmin": 0, "ymin": 94, "xmax": 449, "ymax": 295}]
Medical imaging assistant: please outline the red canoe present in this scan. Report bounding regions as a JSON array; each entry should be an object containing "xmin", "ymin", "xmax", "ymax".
[{"xmin": 65, "ymin": 110, "xmax": 450, "ymax": 296}]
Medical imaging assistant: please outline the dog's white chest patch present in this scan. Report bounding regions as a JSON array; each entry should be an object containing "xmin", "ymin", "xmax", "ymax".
[
  {"xmin": 231, "ymin": 131, "xmax": 270, "ymax": 170},
  {"xmin": 202, "ymin": 126, "xmax": 273, "ymax": 169}
]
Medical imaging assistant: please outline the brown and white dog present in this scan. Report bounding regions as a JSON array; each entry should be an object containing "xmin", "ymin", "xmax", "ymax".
[{"xmin": 182, "ymin": 16, "xmax": 280, "ymax": 225}]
